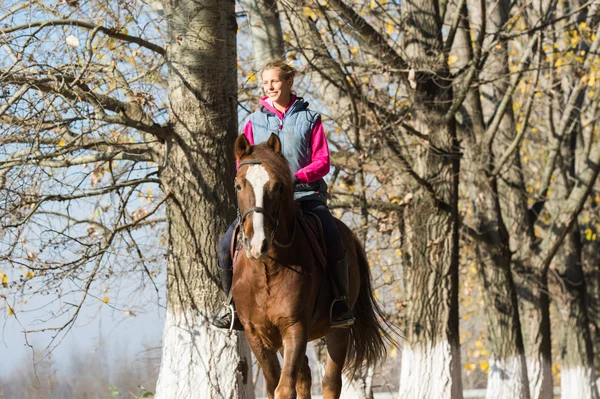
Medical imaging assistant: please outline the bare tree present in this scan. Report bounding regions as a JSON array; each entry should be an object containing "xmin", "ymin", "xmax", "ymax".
[{"xmin": 0, "ymin": 0, "xmax": 253, "ymax": 397}]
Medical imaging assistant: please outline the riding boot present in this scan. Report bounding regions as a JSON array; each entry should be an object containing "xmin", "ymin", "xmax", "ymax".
[
  {"xmin": 211, "ymin": 266, "xmax": 244, "ymax": 331},
  {"xmin": 329, "ymin": 253, "xmax": 355, "ymax": 328}
]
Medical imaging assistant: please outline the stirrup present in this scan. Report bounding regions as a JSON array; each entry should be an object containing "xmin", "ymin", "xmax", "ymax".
[
  {"xmin": 329, "ymin": 297, "xmax": 355, "ymax": 328},
  {"xmin": 211, "ymin": 301, "xmax": 243, "ymax": 332},
  {"xmin": 228, "ymin": 303, "xmax": 236, "ymax": 333}
]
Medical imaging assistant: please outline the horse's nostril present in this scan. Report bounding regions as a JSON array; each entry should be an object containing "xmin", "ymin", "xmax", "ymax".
[{"xmin": 244, "ymin": 237, "xmax": 250, "ymax": 248}]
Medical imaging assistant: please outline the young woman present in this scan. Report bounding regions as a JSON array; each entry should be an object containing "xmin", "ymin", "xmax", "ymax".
[{"xmin": 212, "ymin": 60, "xmax": 354, "ymax": 330}]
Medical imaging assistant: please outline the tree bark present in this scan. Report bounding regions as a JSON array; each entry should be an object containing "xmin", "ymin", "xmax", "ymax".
[
  {"xmin": 240, "ymin": 0, "xmax": 285, "ymax": 71},
  {"xmin": 448, "ymin": 0, "xmax": 530, "ymax": 396},
  {"xmin": 397, "ymin": 1, "xmax": 462, "ymax": 397},
  {"xmin": 155, "ymin": 1, "xmax": 254, "ymax": 397},
  {"xmin": 555, "ymin": 228, "xmax": 599, "ymax": 399}
]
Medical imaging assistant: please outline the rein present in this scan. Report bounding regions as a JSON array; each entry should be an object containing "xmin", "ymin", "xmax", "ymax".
[{"xmin": 236, "ymin": 159, "xmax": 294, "ymax": 248}]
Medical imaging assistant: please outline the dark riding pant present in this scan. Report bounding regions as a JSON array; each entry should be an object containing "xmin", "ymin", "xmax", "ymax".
[
  {"xmin": 217, "ymin": 200, "xmax": 345, "ymax": 270},
  {"xmin": 218, "ymin": 218, "xmax": 238, "ymax": 271}
]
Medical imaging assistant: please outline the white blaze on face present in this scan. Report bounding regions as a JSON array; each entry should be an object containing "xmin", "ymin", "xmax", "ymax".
[{"xmin": 246, "ymin": 164, "xmax": 270, "ymax": 258}]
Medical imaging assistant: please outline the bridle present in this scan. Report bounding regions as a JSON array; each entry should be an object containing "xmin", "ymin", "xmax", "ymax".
[{"xmin": 236, "ymin": 159, "xmax": 295, "ymax": 248}]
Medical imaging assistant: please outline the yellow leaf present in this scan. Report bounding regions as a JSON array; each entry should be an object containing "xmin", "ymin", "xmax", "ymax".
[
  {"xmin": 8, "ymin": 307, "xmax": 13, "ymax": 316},
  {"xmin": 102, "ymin": 297, "xmax": 110, "ymax": 303},
  {"xmin": 248, "ymin": 73, "xmax": 256, "ymax": 83},
  {"xmin": 370, "ymin": 0, "xmax": 376, "ymax": 9},
  {"xmin": 590, "ymin": 74, "xmax": 596, "ymax": 86},
  {"xmin": 350, "ymin": 47, "xmax": 359, "ymax": 56},
  {"xmin": 390, "ymin": 346, "xmax": 397, "ymax": 358},
  {"xmin": 386, "ymin": 21, "xmax": 394, "ymax": 35},
  {"xmin": 2, "ymin": 274, "xmax": 8, "ymax": 288},
  {"xmin": 27, "ymin": 271, "xmax": 34, "ymax": 279},
  {"xmin": 58, "ymin": 140, "xmax": 66, "ymax": 147},
  {"xmin": 447, "ymin": 55, "xmax": 459, "ymax": 66},
  {"xmin": 475, "ymin": 339, "xmax": 483, "ymax": 348},
  {"xmin": 480, "ymin": 360, "xmax": 489, "ymax": 373},
  {"xmin": 465, "ymin": 363, "xmax": 475, "ymax": 371},
  {"xmin": 302, "ymin": 7, "xmax": 316, "ymax": 19},
  {"xmin": 586, "ymin": 228, "xmax": 593, "ymax": 240}
]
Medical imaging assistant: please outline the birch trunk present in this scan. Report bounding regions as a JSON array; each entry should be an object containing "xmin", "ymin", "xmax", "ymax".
[{"xmin": 155, "ymin": 1, "xmax": 254, "ymax": 397}]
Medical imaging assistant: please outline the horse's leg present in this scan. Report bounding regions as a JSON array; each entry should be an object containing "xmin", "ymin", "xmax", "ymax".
[
  {"xmin": 247, "ymin": 335, "xmax": 281, "ymax": 399},
  {"xmin": 322, "ymin": 329, "xmax": 350, "ymax": 399},
  {"xmin": 276, "ymin": 350, "xmax": 311, "ymax": 399},
  {"xmin": 296, "ymin": 355, "xmax": 312, "ymax": 399},
  {"xmin": 275, "ymin": 323, "xmax": 307, "ymax": 399}
]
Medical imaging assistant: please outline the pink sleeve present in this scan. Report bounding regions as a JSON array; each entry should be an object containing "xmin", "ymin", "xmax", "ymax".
[
  {"xmin": 236, "ymin": 120, "xmax": 255, "ymax": 169},
  {"xmin": 295, "ymin": 117, "xmax": 330, "ymax": 183},
  {"xmin": 243, "ymin": 119, "xmax": 255, "ymax": 145}
]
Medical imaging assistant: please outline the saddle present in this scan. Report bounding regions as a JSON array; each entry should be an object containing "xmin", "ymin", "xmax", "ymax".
[{"xmin": 231, "ymin": 211, "xmax": 328, "ymax": 270}]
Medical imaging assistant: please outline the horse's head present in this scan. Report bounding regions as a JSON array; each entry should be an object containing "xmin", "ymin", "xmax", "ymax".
[{"xmin": 234, "ymin": 133, "xmax": 294, "ymax": 259}]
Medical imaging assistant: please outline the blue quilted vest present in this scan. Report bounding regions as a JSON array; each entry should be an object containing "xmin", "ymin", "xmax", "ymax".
[{"xmin": 250, "ymin": 97, "xmax": 328, "ymax": 204}]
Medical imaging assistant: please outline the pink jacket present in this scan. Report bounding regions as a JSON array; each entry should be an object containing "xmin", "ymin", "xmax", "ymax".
[{"xmin": 241, "ymin": 95, "xmax": 330, "ymax": 184}]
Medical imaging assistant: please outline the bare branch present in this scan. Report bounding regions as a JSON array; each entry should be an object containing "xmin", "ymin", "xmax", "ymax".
[{"xmin": 1, "ymin": 19, "xmax": 165, "ymax": 56}]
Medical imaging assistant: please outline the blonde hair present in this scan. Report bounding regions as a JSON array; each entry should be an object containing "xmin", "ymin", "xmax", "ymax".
[{"xmin": 261, "ymin": 60, "xmax": 297, "ymax": 81}]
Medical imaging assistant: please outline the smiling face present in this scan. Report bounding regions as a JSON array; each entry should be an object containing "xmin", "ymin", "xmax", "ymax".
[{"xmin": 262, "ymin": 68, "xmax": 293, "ymax": 109}]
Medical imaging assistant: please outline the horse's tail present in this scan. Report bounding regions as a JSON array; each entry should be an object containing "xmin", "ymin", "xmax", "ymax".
[{"xmin": 345, "ymin": 234, "xmax": 396, "ymax": 379}]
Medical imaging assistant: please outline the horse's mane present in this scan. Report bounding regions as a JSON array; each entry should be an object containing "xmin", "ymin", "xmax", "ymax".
[{"xmin": 241, "ymin": 143, "xmax": 295, "ymax": 203}]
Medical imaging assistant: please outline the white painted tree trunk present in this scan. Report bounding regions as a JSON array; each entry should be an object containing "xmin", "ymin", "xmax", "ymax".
[
  {"xmin": 561, "ymin": 366, "xmax": 599, "ymax": 399},
  {"xmin": 527, "ymin": 357, "xmax": 553, "ymax": 399},
  {"xmin": 154, "ymin": 0, "xmax": 253, "ymax": 397},
  {"xmin": 156, "ymin": 310, "xmax": 254, "ymax": 399},
  {"xmin": 398, "ymin": 341, "xmax": 462, "ymax": 399},
  {"xmin": 485, "ymin": 356, "xmax": 529, "ymax": 399}
]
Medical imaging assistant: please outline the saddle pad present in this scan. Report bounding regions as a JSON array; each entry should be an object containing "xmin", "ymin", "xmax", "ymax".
[{"xmin": 297, "ymin": 211, "xmax": 327, "ymax": 271}]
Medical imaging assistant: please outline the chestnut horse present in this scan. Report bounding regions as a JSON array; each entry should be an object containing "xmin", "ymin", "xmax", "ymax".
[{"xmin": 231, "ymin": 133, "xmax": 390, "ymax": 399}]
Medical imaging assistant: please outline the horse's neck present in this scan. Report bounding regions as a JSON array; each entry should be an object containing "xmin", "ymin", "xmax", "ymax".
[{"xmin": 274, "ymin": 205, "xmax": 298, "ymax": 245}]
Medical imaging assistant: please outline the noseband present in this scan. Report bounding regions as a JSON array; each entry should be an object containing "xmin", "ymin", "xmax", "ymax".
[{"xmin": 236, "ymin": 159, "xmax": 283, "ymax": 244}]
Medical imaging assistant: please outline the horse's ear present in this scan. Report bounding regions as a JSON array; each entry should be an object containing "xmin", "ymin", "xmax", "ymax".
[
  {"xmin": 267, "ymin": 133, "xmax": 282, "ymax": 154},
  {"xmin": 235, "ymin": 134, "xmax": 252, "ymax": 161}
]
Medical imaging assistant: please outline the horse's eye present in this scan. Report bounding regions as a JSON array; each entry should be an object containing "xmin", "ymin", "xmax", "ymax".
[{"xmin": 235, "ymin": 184, "xmax": 242, "ymax": 191}]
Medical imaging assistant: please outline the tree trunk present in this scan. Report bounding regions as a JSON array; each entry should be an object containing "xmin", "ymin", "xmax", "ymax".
[
  {"xmin": 555, "ymin": 228, "xmax": 599, "ymax": 399},
  {"xmin": 240, "ymin": 0, "xmax": 285, "ymax": 71},
  {"xmin": 155, "ymin": 1, "xmax": 254, "ymax": 397},
  {"xmin": 448, "ymin": 1, "xmax": 530, "ymax": 396},
  {"xmin": 398, "ymin": 1, "xmax": 462, "ymax": 397}
]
